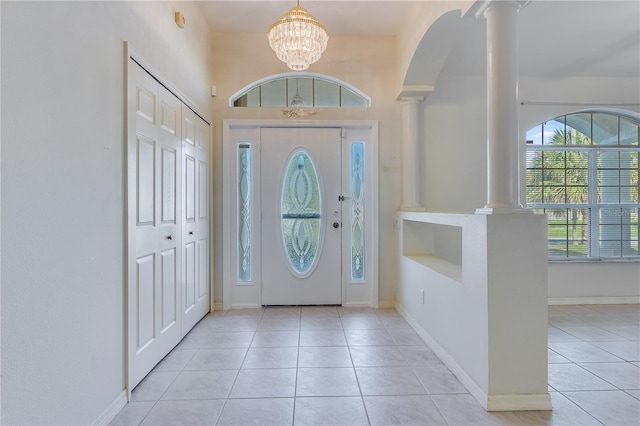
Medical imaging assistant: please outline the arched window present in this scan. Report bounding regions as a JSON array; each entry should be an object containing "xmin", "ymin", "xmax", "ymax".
[
  {"xmin": 526, "ymin": 111, "xmax": 640, "ymax": 259},
  {"xmin": 229, "ymin": 72, "xmax": 370, "ymax": 108}
]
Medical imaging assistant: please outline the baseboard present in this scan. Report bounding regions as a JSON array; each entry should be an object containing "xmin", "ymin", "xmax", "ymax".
[
  {"xmin": 549, "ymin": 296, "xmax": 640, "ymax": 305},
  {"xmin": 396, "ymin": 303, "xmax": 552, "ymax": 412},
  {"xmin": 92, "ymin": 390, "xmax": 127, "ymax": 425},
  {"xmin": 230, "ymin": 303, "xmax": 262, "ymax": 309},
  {"xmin": 487, "ymin": 393, "xmax": 552, "ymax": 411},
  {"xmin": 377, "ymin": 300, "xmax": 396, "ymax": 309},
  {"xmin": 222, "ymin": 302, "xmax": 397, "ymax": 309},
  {"xmin": 343, "ymin": 302, "xmax": 374, "ymax": 307}
]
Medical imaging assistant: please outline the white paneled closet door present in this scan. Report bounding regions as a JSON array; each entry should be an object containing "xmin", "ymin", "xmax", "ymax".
[
  {"xmin": 127, "ymin": 60, "xmax": 183, "ymax": 389},
  {"xmin": 127, "ymin": 58, "xmax": 211, "ymax": 391},
  {"xmin": 181, "ymin": 107, "xmax": 210, "ymax": 335}
]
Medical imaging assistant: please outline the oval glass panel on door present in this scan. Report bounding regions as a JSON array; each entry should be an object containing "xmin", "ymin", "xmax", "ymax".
[{"xmin": 281, "ymin": 150, "xmax": 323, "ymax": 276}]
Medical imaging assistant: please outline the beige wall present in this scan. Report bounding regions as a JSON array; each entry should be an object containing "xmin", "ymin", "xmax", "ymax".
[
  {"xmin": 209, "ymin": 32, "xmax": 402, "ymax": 305},
  {"xmin": 1, "ymin": 1, "xmax": 213, "ymax": 423}
]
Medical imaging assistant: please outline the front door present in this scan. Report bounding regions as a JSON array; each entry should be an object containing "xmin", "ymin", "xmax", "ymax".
[{"xmin": 261, "ymin": 127, "xmax": 342, "ymax": 305}]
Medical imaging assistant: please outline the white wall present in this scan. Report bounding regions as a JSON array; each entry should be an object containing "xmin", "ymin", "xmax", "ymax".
[
  {"xmin": 518, "ymin": 77, "xmax": 640, "ymax": 132},
  {"xmin": 397, "ymin": 212, "xmax": 550, "ymax": 410},
  {"xmin": 548, "ymin": 262, "xmax": 640, "ymax": 302},
  {"xmin": 395, "ymin": 0, "xmax": 475, "ymax": 91},
  {"xmin": 421, "ymin": 74, "xmax": 488, "ymax": 213},
  {"xmin": 0, "ymin": 4, "xmax": 3, "ymax": 422},
  {"xmin": 420, "ymin": 71, "xmax": 640, "ymax": 301},
  {"xmin": 209, "ymin": 32, "xmax": 402, "ymax": 307},
  {"xmin": 0, "ymin": 1, "xmax": 212, "ymax": 424}
]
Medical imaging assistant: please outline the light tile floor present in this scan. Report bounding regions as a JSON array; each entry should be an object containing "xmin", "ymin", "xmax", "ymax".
[{"xmin": 111, "ymin": 304, "xmax": 640, "ymax": 426}]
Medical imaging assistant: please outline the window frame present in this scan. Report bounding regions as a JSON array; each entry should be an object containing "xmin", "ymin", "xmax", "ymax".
[
  {"xmin": 228, "ymin": 72, "xmax": 371, "ymax": 108},
  {"xmin": 525, "ymin": 111, "xmax": 640, "ymax": 261}
]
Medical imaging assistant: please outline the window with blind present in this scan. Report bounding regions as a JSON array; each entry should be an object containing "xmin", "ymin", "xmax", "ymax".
[{"xmin": 526, "ymin": 112, "xmax": 640, "ymax": 259}]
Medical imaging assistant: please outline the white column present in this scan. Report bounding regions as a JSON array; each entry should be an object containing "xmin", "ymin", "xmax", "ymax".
[
  {"xmin": 400, "ymin": 96, "xmax": 424, "ymax": 210},
  {"xmin": 478, "ymin": 1, "xmax": 524, "ymax": 213}
]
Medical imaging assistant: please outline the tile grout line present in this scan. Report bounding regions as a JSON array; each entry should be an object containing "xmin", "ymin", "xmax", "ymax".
[
  {"xmin": 292, "ymin": 310, "xmax": 302, "ymax": 425},
  {"xmin": 214, "ymin": 308, "xmax": 261, "ymax": 426},
  {"xmin": 347, "ymin": 311, "xmax": 372, "ymax": 426}
]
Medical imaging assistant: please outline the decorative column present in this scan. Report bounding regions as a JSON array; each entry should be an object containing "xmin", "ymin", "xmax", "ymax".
[
  {"xmin": 477, "ymin": 1, "xmax": 527, "ymax": 213},
  {"xmin": 400, "ymin": 96, "xmax": 424, "ymax": 211}
]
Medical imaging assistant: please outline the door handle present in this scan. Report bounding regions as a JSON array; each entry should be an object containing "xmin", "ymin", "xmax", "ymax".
[
  {"xmin": 166, "ymin": 235, "xmax": 173, "ymax": 240},
  {"xmin": 333, "ymin": 222, "xmax": 340, "ymax": 229}
]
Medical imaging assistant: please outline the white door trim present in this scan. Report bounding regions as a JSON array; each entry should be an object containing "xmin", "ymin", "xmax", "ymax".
[{"xmin": 222, "ymin": 119, "xmax": 379, "ymax": 310}]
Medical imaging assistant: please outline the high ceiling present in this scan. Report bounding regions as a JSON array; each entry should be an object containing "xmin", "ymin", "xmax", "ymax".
[
  {"xmin": 198, "ymin": 0, "xmax": 640, "ymax": 79},
  {"xmin": 197, "ymin": 0, "xmax": 414, "ymax": 35}
]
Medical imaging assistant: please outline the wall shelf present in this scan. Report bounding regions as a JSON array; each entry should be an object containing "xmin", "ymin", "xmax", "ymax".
[
  {"xmin": 405, "ymin": 254, "xmax": 462, "ymax": 283},
  {"xmin": 400, "ymin": 212, "xmax": 463, "ymax": 283}
]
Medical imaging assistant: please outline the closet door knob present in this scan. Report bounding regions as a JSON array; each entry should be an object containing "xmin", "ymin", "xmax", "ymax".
[
  {"xmin": 166, "ymin": 235, "xmax": 173, "ymax": 240},
  {"xmin": 189, "ymin": 231, "xmax": 194, "ymax": 235}
]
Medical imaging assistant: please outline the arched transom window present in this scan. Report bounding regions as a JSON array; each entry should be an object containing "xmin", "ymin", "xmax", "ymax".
[{"xmin": 229, "ymin": 72, "xmax": 370, "ymax": 108}]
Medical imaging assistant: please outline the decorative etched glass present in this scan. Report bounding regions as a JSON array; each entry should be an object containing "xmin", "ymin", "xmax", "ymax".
[
  {"xmin": 238, "ymin": 144, "xmax": 252, "ymax": 282},
  {"xmin": 281, "ymin": 151, "xmax": 322, "ymax": 275},
  {"xmin": 351, "ymin": 142, "xmax": 365, "ymax": 280}
]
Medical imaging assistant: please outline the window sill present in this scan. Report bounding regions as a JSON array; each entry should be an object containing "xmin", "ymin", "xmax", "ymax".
[{"xmin": 549, "ymin": 258, "xmax": 640, "ymax": 264}]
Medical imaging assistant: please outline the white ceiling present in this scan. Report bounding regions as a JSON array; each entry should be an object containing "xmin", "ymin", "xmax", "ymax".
[{"xmin": 197, "ymin": 0, "xmax": 640, "ymax": 79}]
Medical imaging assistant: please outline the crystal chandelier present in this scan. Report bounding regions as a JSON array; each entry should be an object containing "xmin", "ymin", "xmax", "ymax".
[{"xmin": 267, "ymin": 0, "xmax": 329, "ymax": 71}]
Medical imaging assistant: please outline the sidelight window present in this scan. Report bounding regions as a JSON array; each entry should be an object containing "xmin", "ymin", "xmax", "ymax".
[
  {"xmin": 351, "ymin": 142, "xmax": 365, "ymax": 280},
  {"xmin": 238, "ymin": 143, "xmax": 252, "ymax": 282}
]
